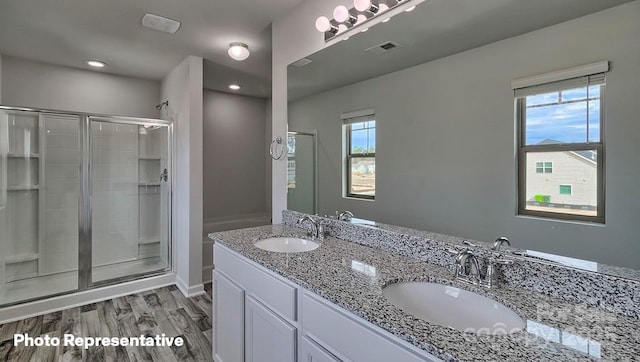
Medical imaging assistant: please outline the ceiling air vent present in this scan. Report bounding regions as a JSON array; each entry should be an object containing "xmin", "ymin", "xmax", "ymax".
[
  {"xmin": 142, "ymin": 13, "xmax": 181, "ymax": 34},
  {"xmin": 365, "ymin": 41, "xmax": 402, "ymax": 55},
  {"xmin": 291, "ymin": 58, "xmax": 312, "ymax": 67}
]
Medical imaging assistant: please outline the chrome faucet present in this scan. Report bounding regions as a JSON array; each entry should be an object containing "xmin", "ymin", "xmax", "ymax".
[
  {"xmin": 452, "ymin": 249, "xmax": 482, "ymax": 283},
  {"xmin": 492, "ymin": 237, "xmax": 510, "ymax": 251},
  {"xmin": 337, "ymin": 210, "xmax": 354, "ymax": 221},
  {"xmin": 449, "ymin": 248, "xmax": 513, "ymax": 288},
  {"xmin": 297, "ymin": 216, "xmax": 325, "ymax": 240}
]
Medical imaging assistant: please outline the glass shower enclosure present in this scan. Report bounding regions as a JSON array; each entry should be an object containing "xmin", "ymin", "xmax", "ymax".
[
  {"xmin": 287, "ymin": 131, "xmax": 317, "ymax": 214},
  {"xmin": 0, "ymin": 107, "xmax": 172, "ymax": 307}
]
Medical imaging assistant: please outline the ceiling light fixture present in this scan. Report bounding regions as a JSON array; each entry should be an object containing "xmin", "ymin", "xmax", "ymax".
[
  {"xmin": 228, "ymin": 42, "xmax": 250, "ymax": 61},
  {"xmin": 86, "ymin": 60, "xmax": 107, "ymax": 68},
  {"xmin": 229, "ymin": 84, "xmax": 242, "ymax": 90},
  {"xmin": 316, "ymin": 0, "xmax": 420, "ymax": 41}
]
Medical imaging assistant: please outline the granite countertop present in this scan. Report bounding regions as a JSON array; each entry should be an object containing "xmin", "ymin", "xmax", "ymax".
[{"xmin": 209, "ymin": 224, "xmax": 640, "ymax": 362}]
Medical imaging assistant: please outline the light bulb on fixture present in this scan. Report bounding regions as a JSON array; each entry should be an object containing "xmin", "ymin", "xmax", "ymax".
[
  {"xmin": 333, "ymin": 5, "xmax": 350, "ymax": 22},
  {"xmin": 354, "ymin": 0, "xmax": 378, "ymax": 13},
  {"xmin": 334, "ymin": 5, "xmax": 357, "ymax": 27},
  {"xmin": 228, "ymin": 42, "xmax": 250, "ymax": 61},
  {"xmin": 229, "ymin": 84, "xmax": 242, "ymax": 90},
  {"xmin": 315, "ymin": 16, "xmax": 339, "ymax": 34},
  {"xmin": 405, "ymin": 5, "xmax": 416, "ymax": 12}
]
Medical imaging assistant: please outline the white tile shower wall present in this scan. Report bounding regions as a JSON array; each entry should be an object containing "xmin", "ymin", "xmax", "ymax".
[
  {"xmin": 40, "ymin": 114, "xmax": 80, "ymax": 275},
  {"xmin": 91, "ymin": 122, "xmax": 139, "ymax": 267}
]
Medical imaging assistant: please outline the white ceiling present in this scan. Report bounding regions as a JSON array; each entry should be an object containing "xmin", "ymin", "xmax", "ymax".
[
  {"xmin": 0, "ymin": 0, "xmax": 305, "ymax": 98},
  {"xmin": 288, "ymin": 0, "xmax": 634, "ymax": 101}
]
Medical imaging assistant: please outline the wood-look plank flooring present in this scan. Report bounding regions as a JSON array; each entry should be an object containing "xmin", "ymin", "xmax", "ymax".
[{"xmin": 0, "ymin": 284, "xmax": 213, "ymax": 362}]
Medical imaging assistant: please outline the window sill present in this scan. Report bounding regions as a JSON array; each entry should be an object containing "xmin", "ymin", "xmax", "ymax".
[
  {"xmin": 343, "ymin": 196, "xmax": 375, "ymax": 202},
  {"xmin": 515, "ymin": 214, "xmax": 606, "ymax": 227}
]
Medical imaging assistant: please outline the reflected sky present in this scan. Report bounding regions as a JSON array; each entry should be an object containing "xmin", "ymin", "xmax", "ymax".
[{"xmin": 525, "ymin": 86, "xmax": 600, "ymax": 145}]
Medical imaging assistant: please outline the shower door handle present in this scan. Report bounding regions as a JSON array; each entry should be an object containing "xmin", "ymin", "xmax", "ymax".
[{"xmin": 160, "ymin": 168, "xmax": 168, "ymax": 182}]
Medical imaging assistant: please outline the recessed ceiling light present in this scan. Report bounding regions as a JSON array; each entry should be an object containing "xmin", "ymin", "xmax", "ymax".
[
  {"xmin": 86, "ymin": 60, "xmax": 107, "ymax": 68},
  {"xmin": 228, "ymin": 43, "xmax": 250, "ymax": 61},
  {"xmin": 405, "ymin": 6, "xmax": 416, "ymax": 12},
  {"xmin": 229, "ymin": 84, "xmax": 242, "ymax": 90},
  {"xmin": 142, "ymin": 13, "xmax": 181, "ymax": 34}
]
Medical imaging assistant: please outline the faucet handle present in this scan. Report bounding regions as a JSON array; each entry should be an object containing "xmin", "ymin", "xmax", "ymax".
[
  {"xmin": 462, "ymin": 240, "xmax": 477, "ymax": 247},
  {"xmin": 446, "ymin": 248, "xmax": 461, "ymax": 255},
  {"xmin": 489, "ymin": 258, "xmax": 514, "ymax": 266}
]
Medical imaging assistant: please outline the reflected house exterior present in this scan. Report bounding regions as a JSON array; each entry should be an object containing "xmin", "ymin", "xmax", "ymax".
[{"xmin": 526, "ymin": 139, "xmax": 597, "ymax": 211}]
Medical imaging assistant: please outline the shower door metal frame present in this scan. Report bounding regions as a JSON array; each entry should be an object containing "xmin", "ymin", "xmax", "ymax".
[
  {"xmin": 0, "ymin": 105, "xmax": 173, "ymax": 307},
  {"xmin": 287, "ymin": 130, "xmax": 319, "ymax": 215},
  {"xmin": 83, "ymin": 115, "xmax": 173, "ymax": 290}
]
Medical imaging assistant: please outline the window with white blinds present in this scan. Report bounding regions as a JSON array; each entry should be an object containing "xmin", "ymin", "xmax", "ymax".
[
  {"xmin": 342, "ymin": 110, "xmax": 376, "ymax": 199},
  {"xmin": 514, "ymin": 64, "xmax": 606, "ymax": 223}
]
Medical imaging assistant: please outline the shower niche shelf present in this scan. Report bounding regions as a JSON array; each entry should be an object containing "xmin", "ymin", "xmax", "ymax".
[
  {"xmin": 1, "ymin": 111, "xmax": 44, "ymax": 284},
  {"xmin": 136, "ymin": 126, "xmax": 166, "ymax": 260}
]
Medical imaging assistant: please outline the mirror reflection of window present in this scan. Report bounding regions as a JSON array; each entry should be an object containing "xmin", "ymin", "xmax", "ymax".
[
  {"xmin": 516, "ymin": 72, "xmax": 605, "ymax": 222},
  {"xmin": 287, "ymin": 134, "xmax": 296, "ymax": 189},
  {"xmin": 344, "ymin": 115, "xmax": 376, "ymax": 200}
]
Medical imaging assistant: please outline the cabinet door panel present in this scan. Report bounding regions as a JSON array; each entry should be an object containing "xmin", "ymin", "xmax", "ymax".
[
  {"xmin": 301, "ymin": 336, "xmax": 341, "ymax": 362},
  {"xmin": 245, "ymin": 295, "xmax": 296, "ymax": 362},
  {"xmin": 214, "ymin": 271, "xmax": 245, "ymax": 362}
]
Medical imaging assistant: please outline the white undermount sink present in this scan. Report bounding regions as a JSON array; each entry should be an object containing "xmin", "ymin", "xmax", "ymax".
[
  {"xmin": 254, "ymin": 237, "xmax": 320, "ymax": 253},
  {"xmin": 383, "ymin": 282, "xmax": 525, "ymax": 335}
]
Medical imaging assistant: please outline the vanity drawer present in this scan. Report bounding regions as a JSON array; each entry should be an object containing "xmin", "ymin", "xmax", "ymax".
[
  {"xmin": 302, "ymin": 292, "xmax": 436, "ymax": 362},
  {"xmin": 215, "ymin": 244, "xmax": 297, "ymax": 321}
]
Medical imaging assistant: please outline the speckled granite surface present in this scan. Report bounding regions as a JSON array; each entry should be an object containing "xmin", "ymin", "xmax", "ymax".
[
  {"xmin": 210, "ymin": 224, "xmax": 640, "ymax": 362},
  {"xmin": 283, "ymin": 210, "xmax": 640, "ymax": 319}
]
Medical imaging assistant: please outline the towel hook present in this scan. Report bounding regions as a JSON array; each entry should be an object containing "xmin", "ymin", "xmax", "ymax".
[{"xmin": 269, "ymin": 137, "xmax": 285, "ymax": 160}]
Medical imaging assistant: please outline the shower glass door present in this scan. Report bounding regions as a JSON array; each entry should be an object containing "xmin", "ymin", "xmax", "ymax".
[
  {"xmin": 0, "ymin": 109, "xmax": 80, "ymax": 305},
  {"xmin": 286, "ymin": 131, "xmax": 317, "ymax": 214},
  {"xmin": 89, "ymin": 117, "xmax": 171, "ymax": 284}
]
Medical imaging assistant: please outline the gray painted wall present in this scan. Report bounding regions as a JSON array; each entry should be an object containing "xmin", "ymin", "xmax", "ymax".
[
  {"xmin": 1, "ymin": 55, "xmax": 160, "ymax": 119},
  {"xmin": 203, "ymin": 89, "xmax": 268, "ymax": 221},
  {"xmin": 289, "ymin": 2, "xmax": 640, "ymax": 269}
]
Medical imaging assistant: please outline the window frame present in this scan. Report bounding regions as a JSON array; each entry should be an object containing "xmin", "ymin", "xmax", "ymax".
[
  {"xmin": 559, "ymin": 184, "xmax": 572, "ymax": 195},
  {"xmin": 345, "ymin": 120, "xmax": 375, "ymax": 200},
  {"xmin": 516, "ymin": 77, "xmax": 605, "ymax": 223}
]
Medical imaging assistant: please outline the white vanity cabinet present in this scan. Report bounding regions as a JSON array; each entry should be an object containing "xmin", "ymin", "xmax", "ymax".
[
  {"xmin": 245, "ymin": 295, "xmax": 297, "ymax": 362},
  {"xmin": 213, "ymin": 244, "xmax": 298, "ymax": 362},
  {"xmin": 300, "ymin": 336, "xmax": 341, "ymax": 362},
  {"xmin": 213, "ymin": 272, "xmax": 245, "ymax": 362},
  {"xmin": 213, "ymin": 243, "xmax": 440, "ymax": 362}
]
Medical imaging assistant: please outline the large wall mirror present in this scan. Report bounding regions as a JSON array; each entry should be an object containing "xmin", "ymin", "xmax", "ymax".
[{"xmin": 287, "ymin": 0, "xmax": 640, "ymax": 279}]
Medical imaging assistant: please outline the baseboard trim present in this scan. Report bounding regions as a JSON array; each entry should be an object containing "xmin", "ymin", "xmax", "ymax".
[
  {"xmin": 0, "ymin": 273, "xmax": 176, "ymax": 324},
  {"xmin": 176, "ymin": 276, "xmax": 205, "ymax": 297}
]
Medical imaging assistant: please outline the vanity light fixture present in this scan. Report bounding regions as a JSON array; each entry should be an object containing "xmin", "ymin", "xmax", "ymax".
[
  {"xmin": 316, "ymin": 0, "xmax": 418, "ymax": 41},
  {"xmin": 228, "ymin": 42, "xmax": 250, "ymax": 61},
  {"xmin": 229, "ymin": 84, "xmax": 242, "ymax": 90},
  {"xmin": 86, "ymin": 60, "xmax": 107, "ymax": 68}
]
